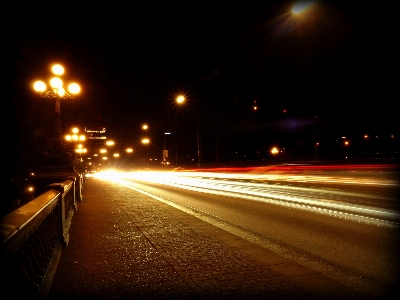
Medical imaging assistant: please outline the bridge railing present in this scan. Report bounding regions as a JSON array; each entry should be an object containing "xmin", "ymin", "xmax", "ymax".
[{"xmin": 0, "ymin": 178, "xmax": 77, "ymax": 298}]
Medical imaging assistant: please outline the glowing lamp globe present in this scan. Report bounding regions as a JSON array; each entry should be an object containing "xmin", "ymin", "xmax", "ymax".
[
  {"xmin": 33, "ymin": 81, "xmax": 46, "ymax": 92},
  {"xmin": 52, "ymin": 64, "xmax": 65, "ymax": 75},
  {"xmin": 68, "ymin": 83, "xmax": 80, "ymax": 94},
  {"xmin": 50, "ymin": 77, "xmax": 63, "ymax": 88}
]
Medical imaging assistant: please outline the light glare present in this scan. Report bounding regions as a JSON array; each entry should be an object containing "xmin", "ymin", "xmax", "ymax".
[
  {"xmin": 68, "ymin": 83, "xmax": 80, "ymax": 94},
  {"xmin": 50, "ymin": 77, "xmax": 63, "ymax": 88},
  {"xmin": 33, "ymin": 81, "xmax": 46, "ymax": 92},
  {"xmin": 292, "ymin": 1, "xmax": 314, "ymax": 14},
  {"xmin": 176, "ymin": 95, "xmax": 185, "ymax": 104},
  {"xmin": 57, "ymin": 87, "xmax": 66, "ymax": 97},
  {"xmin": 52, "ymin": 64, "xmax": 64, "ymax": 75}
]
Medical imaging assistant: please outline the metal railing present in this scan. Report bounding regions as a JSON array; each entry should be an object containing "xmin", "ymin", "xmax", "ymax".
[{"xmin": 0, "ymin": 178, "xmax": 77, "ymax": 298}]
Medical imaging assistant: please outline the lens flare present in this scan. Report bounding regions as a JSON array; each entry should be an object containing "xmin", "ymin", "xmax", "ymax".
[{"xmin": 292, "ymin": 1, "xmax": 314, "ymax": 14}]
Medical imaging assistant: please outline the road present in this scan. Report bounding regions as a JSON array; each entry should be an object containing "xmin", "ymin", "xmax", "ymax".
[{"xmin": 94, "ymin": 166, "xmax": 399, "ymax": 298}]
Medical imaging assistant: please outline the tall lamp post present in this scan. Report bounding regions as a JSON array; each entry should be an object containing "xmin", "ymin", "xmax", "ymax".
[
  {"xmin": 171, "ymin": 3, "xmax": 314, "ymax": 167},
  {"xmin": 33, "ymin": 64, "xmax": 80, "ymax": 138},
  {"xmin": 141, "ymin": 138, "xmax": 150, "ymax": 167},
  {"xmin": 163, "ymin": 132, "xmax": 171, "ymax": 163},
  {"xmin": 176, "ymin": 95, "xmax": 202, "ymax": 168}
]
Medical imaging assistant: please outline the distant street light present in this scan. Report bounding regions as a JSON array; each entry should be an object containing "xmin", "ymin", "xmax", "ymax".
[
  {"xmin": 65, "ymin": 127, "xmax": 86, "ymax": 142},
  {"xmin": 75, "ymin": 144, "xmax": 87, "ymax": 168},
  {"xmin": 76, "ymin": 144, "xmax": 87, "ymax": 154},
  {"xmin": 169, "ymin": 4, "xmax": 315, "ymax": 167},
  {"xmin": 176, "ymin": 95, "xmax": 185, "ymax": 104},
  {"xmin": 65, "ymin": 127, "xmax": 86, "ymax": 165},
  {"xmin": 33, "ymin": 64, "xmax": 80, "ymax": 137}
]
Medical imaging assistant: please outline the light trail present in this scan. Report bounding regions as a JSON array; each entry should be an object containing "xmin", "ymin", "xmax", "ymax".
[{"xmin": 94, "ymin": 170, "xmax": 399, "ymax": 228}]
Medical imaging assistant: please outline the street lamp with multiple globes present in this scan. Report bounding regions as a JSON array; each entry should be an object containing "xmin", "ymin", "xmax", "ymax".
[
  {"xmin": 33, "ymin": 64, "xmax": 81, "ymax": 138},
  {"xmin": 65, "ymin": 127, "xmax": 86, "ymax": 167},
  {"xmin": 65, "ymin": 127, "xmax": 86, "ymax": 144},
  {"xmin": 75, "ymin": 144, "xmax": 87, "ymax": 169},
  {"xmin": 76, "ymin": 144, "xmax": 87, "ymax": 156}
]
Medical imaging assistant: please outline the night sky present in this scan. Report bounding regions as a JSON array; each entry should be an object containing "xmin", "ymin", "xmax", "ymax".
[{"xmin": 9, "ymin": 1, "xmax": 397, "ymax": 168}]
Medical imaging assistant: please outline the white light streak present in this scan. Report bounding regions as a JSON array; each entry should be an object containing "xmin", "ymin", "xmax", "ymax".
[{"xmin": 93, "ymin": 170, "xmax": 399, "ymax": 228}]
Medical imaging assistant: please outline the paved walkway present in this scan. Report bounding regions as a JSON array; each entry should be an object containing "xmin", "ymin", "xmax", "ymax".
[{"xmin": 47, "ymin": 178, "xmax": 367, "ymax": 299}]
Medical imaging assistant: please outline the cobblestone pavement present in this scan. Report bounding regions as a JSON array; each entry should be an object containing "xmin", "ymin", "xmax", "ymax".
[{"xmin": 48, "ymin": 179, "xmax": 366, "ymax": 300}]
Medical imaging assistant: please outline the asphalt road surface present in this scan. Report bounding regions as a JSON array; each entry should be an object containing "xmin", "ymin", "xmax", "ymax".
[{"xmin": 93, "ymin": 167, "xmax": 399, "ymax": 298}]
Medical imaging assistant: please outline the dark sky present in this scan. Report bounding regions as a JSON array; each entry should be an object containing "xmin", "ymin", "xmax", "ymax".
[{"xmin": 9, "ymin": 1, "xmax": 397, "ymax": 164}]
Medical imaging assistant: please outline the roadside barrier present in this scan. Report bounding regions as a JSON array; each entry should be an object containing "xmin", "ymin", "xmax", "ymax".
[{"xmin": 0, "ymin": 178, "xmax": 77, "ymax": 298}]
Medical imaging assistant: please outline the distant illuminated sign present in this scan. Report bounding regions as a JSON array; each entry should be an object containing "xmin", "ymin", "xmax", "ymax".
[
  {"xmin": 85, "ymin": 127, "xmax": 106, "ymax": 139},
  {"xmin": 86, "ymin": 130, "xmax": 106, "ymax": 133}
]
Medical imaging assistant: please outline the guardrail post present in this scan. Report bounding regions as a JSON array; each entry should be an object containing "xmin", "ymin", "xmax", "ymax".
[{"xmin": 47, "ymin": 182, "xmax": 74, "ymax": 248}]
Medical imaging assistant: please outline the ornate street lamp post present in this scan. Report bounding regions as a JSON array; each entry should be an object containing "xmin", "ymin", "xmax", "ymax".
[{"xmin": 33, "ymin": 64, "xmax": 80, "ymax": 138}]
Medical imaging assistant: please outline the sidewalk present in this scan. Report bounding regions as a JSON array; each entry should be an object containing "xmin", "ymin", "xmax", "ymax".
[{"xmin": 47, "ymin": 178, "xmax": 367, "ymax": 300}]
